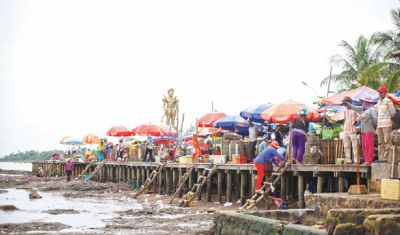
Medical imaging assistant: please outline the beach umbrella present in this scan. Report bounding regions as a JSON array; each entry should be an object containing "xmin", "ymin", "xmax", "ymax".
[
  {"xmin": 322, "ymin": 85, "xmax": 400, "ymax": 106},
  {"xmin": 63, "ymin": 137, "xmax": 84, "ymax": 146},
  {"xmin": 213, "ymin": 115, "xmax": 249, "ymax": 136},
  {"xmin": 59, "ymin": 136, "xmax": 71, "ymax": 144},
  {"xmin": 197, "ymin": 112, "xmax": 227, "ymax": 127},
  {"xmin": 132, "ymin": 123, "xmax": 176, "ymax": 137},
  {"xmin": 260, "ymin": 100, "xmax": 321, "ymax": 124},
  {"xmin": 82, "ymin": 133, "xmax": 100, "ymax": 144},
  {"xmin": 240, "ymin": 103, "xmax": 273, "ymax": 123},
  {"xmin": 107, "ymin": 125, "xmax": 133, "ymax": 137}
]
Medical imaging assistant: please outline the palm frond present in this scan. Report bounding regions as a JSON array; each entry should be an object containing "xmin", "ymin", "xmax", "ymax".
[{"xmin": 386, "ymin": 69, "xmax": 400, "ymax": 92}]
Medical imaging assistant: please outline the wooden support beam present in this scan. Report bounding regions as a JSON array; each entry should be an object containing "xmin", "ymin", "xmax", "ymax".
[
  {"xmin": 317, "ymin": 175, "xmax": 324, "ymax": 194},
  {"xmin": 166, "ymin": 168, "xmax": 171, "ymax": 195},
  {"xmin": 240, "ymin": 171, "xmax": 247, "ymax": 205},
  {"xmin": 218, "ymin": 171, "xmax": 223, "ymax": 203},
  {"xmin": 338, "ymin": 174, "xmax": 345, "ymax": 193},
  {"xmin": 197, "ymin": 170, "xmax": 202, "ymax": 201},
  {"xmin": 178, "ymin": 168, "xmax": 183, "ymax": 198},
  {"xmin": 142, "ymin": 167, "xmax": 146, "ymax": 186},
  {"xmin": 235, "ymin": 172, "xmax": 240, "ymax": 200},
  {"xmin": 207, "ymin": 175, "xmax": 212, "ymax": 202},
  {"xmin": 280, "ymin": 172, "xmax": 286, "ymax": 200},
  {"xmin": 298, "ymin": 174, "xmax": 304, "ymax": 209},
  {"xmin": 159, "ymin": 168, "xmax": 163, "ymax": 194},
  {"xmin": 226, "ymin": 171, "xmax": 232, "ymax": 203},
  {"xmin": 136, "ymin": 167, "xmax": 141, "ymax": 187},
  {"xmin": 189, "ymin": 170, "xmax": 194, "ymax": 189},
  {"xmin": 172, "ymin": 169, "xmax": 177, "ymax": 194},
  {"xmin": 250, "ymin": 171, "xmax": 256, "ymax": 196}
]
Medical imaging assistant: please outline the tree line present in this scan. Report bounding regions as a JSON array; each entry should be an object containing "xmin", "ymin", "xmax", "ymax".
[{"xmin": 1, "ymin": 150, "xmax": 57, "ymax": 162}]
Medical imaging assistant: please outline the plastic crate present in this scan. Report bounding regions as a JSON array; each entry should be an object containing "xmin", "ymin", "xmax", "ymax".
[
  {"xmin": 381, "ymin": 178, "xmax": 400, "ymax": 200},
  {"xmin": 179, "ymin": 156, "xmax": 193, "ymax": 164}
]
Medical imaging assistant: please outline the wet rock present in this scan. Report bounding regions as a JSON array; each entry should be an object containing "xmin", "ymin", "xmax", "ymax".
[
  {"xmin": 333, "ymin": 223, "xmax": 363, "ymax": 235},
  {"xmin": 43, "ymin": 209, "xmax": 80, "ymax": 215},
  {"xmin": 28, "ymin": 188, "xmax": 42, "ymax": 199},
  {"xmin": 0, "ymin": 205, "xmax": 19, "ymax": 211},
  {"xmin": 207, "ymin": 207, "xmax": 217, "ymax": 213},
  {"xmin": 0, "ymin": 189, "xmax": 7, "ymax": 194},
  {"xmin": 0, "ymin": 222, "xmax": 71, "ymax": 233},
  {"xmin": 363, "ymin": 214, "xmax": 400, "ymax": 235}
]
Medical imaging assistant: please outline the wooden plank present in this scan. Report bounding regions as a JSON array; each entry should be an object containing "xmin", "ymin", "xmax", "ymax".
[
  {"xmin": 218, "ymin": 171, "xmax": 223, "ymax": 203},
  {"xmin": 226, "ymin": 171, "xmax": 232, "ymax": 203},
  {"xmin": 298, "ymin": 174, "xmax": 304, "ymax": 209}
]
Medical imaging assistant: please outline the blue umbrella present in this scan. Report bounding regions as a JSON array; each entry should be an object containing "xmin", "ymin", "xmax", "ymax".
[
  {"xmin": 214, "ymin": 115, "xmax": 249, "ymax": 136},
  {"xmin": 63, "ymin": 137, "xmax": 84, "ymax": 146},
  {"xmin": 395, "ymin": 90, "xmax": 400, "ymax": 97},
  {"xmin": 240, "ymin": 103, "xmax": 273, "ymax": 123}
]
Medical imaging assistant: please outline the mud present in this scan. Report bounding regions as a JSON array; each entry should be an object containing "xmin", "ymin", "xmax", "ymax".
[
  {"xmin": 0, "ymin": 170, "xmax": 220, "ymax": 234},
  {"xmin": 0, "ymin": 205, "xmax": 19, "ymax": 211},
  {"xmin": 0, "ymin": 222, "xmax": 71, "ymax": 233},
  {"xmin": 43, "ymin": 209, "xmax": 80, "ymax": 215}
]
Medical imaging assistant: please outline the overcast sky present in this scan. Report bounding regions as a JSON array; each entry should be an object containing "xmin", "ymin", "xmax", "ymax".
[{"xmin": 0, "ymin": 0, "xmax": 398, "ymax": 156}]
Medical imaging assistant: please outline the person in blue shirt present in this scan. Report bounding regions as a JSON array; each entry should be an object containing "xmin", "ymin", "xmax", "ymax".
[
  {"xmin": 254, "ymin": 141, "xmax": 287, "ymax": 193},
  {"xmin": 257, "ymin": 134, "xmax": 269, "ymax": 155}
]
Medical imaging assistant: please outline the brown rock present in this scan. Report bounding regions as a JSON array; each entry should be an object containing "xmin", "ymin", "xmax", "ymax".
[
  {"xmin": 28, "ymin": 188, "xmax": 42, "ymax": 199},
  {"xmin": 0, "ymin": 205, "xmax": 19, "ymax": 211}
]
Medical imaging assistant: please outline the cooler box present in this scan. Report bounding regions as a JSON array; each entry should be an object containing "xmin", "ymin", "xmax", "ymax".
[
  {"xmin": 210, "ymin": 155, "xmax": 227, "ymax": 164},
  {"xmin": 381, "ymin": 178, "xmax": 400, "ymax": 200},
  {"xmin": 179, "ymin": 156, "xmax": 193, "ymax": 164}
]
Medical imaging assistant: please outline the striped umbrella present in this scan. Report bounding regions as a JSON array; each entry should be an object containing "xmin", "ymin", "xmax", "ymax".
[
  {"xmin": 197, "ymin": 112, "xmax": 227, "ymax": 127},
  {"xmin": 107, "ymin": 125, "xmax": 133, "ymax": 137},
  {"xmin": 132, "ymin": 123, "xmax": 176, "ymax": 137},
  {"xmin": 260, "ymin": 100, "xmax": 321, "ymax": 124},
  {"xmin": 213, "ymin": 115, "xmax": 249, "ymax": 136}
]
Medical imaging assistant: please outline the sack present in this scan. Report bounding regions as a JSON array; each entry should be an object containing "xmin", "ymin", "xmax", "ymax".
[{"xmin": 322, "ymin": 127, "xmax": 334, "ymax": 140}]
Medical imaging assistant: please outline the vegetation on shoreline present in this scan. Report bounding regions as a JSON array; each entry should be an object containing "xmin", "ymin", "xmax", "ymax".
[{"xmin": 0, "ymin": 150, "xmax": 59, "ymax": 162}]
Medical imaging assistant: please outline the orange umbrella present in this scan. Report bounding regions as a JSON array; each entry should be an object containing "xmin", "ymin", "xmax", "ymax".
[
  {"xmin": 197, "ymin": 112, "xmax": 227, "ymax": 127},
  {"xmin": 82, "ymin": 133, "xmax": 100, "ymax": 144},
  {"xmin": 60, "ymin": 136, "xmax": 71, "ymax": 144},
  {"xmin": 260, "ymin": 100, "xmax": 321, "ymax": 124}
]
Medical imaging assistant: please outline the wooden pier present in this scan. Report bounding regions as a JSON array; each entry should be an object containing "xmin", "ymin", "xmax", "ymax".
[{"xmin": 32, "ymin": 161, "xmax": 371, "ymax": 208}]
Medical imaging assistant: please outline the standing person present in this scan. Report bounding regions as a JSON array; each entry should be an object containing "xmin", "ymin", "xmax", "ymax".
[
  {"xmin": 204, "ymin": 134, "xmax": 213, "ymax": 155},
  {"xmin": 144, "ymin": 135, "xmax": 154, "ymax": 162},
  {"xmin": 257, "ymin": 134, "xmax": 269, "ymax": 155},
  {"xmin": 254, "ymin": 141, "xmax": 287, "ymax": 193},
  {"xmin": 376, "ymin": 86, "xmax": 396, "ymax": 161},
  {"xmin": 248, "ymin": 121, "xmax": 258, "ymax": 162},
  {"xmin": 344, "ymin": 97, "xmax": 377, "ymax": 165},
  {"xmin": 291, "ymin": 109, "xmax": 310, "ymax": 164},
  {"xmin": 97, "ymin": 139, "xmax": 105, "ymax": 162},
  {"xmin": 66, "ymin": 159, "xmax": 73, "ymax": 181},
  {"xmin": 341, "ymin": 97, "xmax": 360, "ymax": 164},
  {"xmin": 118, "ymin": 139, "xmax": 126, "ymax": 162}
]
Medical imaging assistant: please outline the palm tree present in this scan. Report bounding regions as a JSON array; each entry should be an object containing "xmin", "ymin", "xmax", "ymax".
[
  {"xmin": 372, "ymin": 8, "xmax": 400, "ymax": 59},
  {"xmin": 321, "ymin": 35, "xmax": 381, "ymax": 92}
]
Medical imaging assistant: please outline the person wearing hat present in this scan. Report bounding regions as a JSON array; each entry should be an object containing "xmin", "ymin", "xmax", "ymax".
[
  {"xmin": 344, "ymin": 97, "xmax": 377, "ymax": 165},
  {"xmin": 248, "ymin": 120, "xmax": 259, "ymax": 162},
  {"xmin": 254, "ymin": 141, "xmax": 287, "ymax": 193},
  {"xmin": 341, "ymin": 96, "xmax": 360, "ymax": 164},
  {"xmin": 375, "ymin": 86, "xmax": 396, "ymax": 161},
  {"xmin": 290, "ymin": 108, "xmax": 310, "ymax": 164}
]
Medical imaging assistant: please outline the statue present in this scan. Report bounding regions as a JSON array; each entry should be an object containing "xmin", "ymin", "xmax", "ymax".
[{"xmin": 162, "ymin": 88, "xmax": 179, "ymax": 130}]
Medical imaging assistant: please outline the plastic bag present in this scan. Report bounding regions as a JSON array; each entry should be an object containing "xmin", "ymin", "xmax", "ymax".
[{"xmin": 322, "ymin": 127, "xmax": 334, "ymax": 140}]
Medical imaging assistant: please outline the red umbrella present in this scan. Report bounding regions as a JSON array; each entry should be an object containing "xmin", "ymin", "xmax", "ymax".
[
  {"xmin": 107, "ymin": 125, "xmax": 133, "ymax": 137},
  {"xmin": 132, "ymin": 123, "xmax": 176, "ymax": 137},
  {"xmin": 260, "ymin": 100, "xmax": 321, "ymax": 124},
  {"xmin": 197, "ymin": 112, "xmax": 227, "ymax": 127}
]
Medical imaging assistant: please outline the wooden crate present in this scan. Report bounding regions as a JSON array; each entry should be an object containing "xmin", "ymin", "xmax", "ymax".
[{"xmin": 381, "ymin": 179, "xmax": 400, "ymax": 200}]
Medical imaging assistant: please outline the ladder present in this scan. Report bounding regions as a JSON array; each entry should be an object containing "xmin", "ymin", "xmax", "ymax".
[
  {"xmin": 169, "ymin": 164, "xmax": 196, "ymax": 204},
  {"xmin": 132, "ymin": 163, "xmax": 166, "ymax": 199},
  {"xmin": 178, "ymin": 164, "xmax": 218, "ymax": 207},
  {"xmin": 75, "ymin": 160, "xmax": 96, "ymax": 181},
  {"xmin": 88, "ymin": 162, "xmax": 105, "ymax": 180},
  {"xmin": 240, "ymin": 162, "xmax": 291, "ymax": 210}
]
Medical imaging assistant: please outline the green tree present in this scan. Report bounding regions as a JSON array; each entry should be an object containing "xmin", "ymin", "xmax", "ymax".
[
  {"xmin": 372, "ymin": 8, "xmax": 400, "ymax": 59},
  {"xmin": 321, "ymin": 35, "xmax": 381, "ymax": 91}
]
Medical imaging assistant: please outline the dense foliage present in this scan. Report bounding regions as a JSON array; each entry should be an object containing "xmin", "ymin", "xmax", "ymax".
[{"xmin": 0, "ymin": 150, "xmax": 59, "ymax": 162}]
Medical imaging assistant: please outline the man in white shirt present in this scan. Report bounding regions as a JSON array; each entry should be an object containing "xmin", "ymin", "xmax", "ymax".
[{"xmin": 248, "ymin": 121, "xmax": 258, "ymax": 161}]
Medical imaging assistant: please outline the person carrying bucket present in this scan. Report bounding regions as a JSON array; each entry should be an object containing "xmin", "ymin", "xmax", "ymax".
[{"xmin": 254, "ymin": 141, "xmax": 287, "ymax": 194}]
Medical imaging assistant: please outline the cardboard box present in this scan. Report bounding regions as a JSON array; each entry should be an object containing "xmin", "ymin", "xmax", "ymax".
[
  {"xmin": 210, "ymin": 155, "xmax": 227, "ymax": 164},
  {"xmin": 179, "ymin": 156, "xmax": 193, "ymax": 164},
  {"xmin": 381, "ymin": 178, "xmax": 400, "ymax": 200}
]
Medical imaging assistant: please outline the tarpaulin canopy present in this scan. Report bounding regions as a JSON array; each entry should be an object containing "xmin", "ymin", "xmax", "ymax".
[
  {"xmin": 260, "ymin": 100, "xmax": 321, "ymax": 124},
  {"xmin": 82, "ymin": 133, "xmax": 100, "ymax": 144},
  {"xmin": 197, "ymin": 112, "xmax": 227, "ymax": 127},
  {"xmin": 240, "ymin": 103, "xmax": 273, "ymax": 123},
  {"xmin": 132, "ymin": 123, "xmax": 176, "ymax": 137},
  {"xmin": 322, "ymin": 86, "xmax": 400, "ymax": 105},
  {"xmin": 107, "ymin": 125, "xmax": 133, "ymax": 137},
  {"xmin": 213, "ymin": 115, "xmax": 249, "ymax": 136}
]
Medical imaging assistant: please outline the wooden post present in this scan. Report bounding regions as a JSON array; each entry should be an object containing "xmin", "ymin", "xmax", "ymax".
[
  {"xmin": 136, "ymin": 167, "xmax": 141, "ymax": 187},
  {"xmin": 153, "ymin": 167, "xmax": 157, "ymax": 193},
  {"xmin": 240, "ymin": 171, "xmax": 247, "ymax": 205},
  {"xmin": 158, "ymin": 168, "xmax": 163, "ymax": 194},
  {"xmin": 197, "ymin": 170, "xmax": 202, "ymax": 200},
  {"xmin": 235, "ymin": 172, "xmax": 240, "ymax": 200},
  {"xmin": 280, "ymin": 172, "xmax": 286, "ymax": 200},
  {"xmin": 178, "ymin": 168, "xmax": 183, "ymax": 198},
  {"xmin": 338, "ymin": 174, "xmax": 345, "ymax": 193},
  {"xmin": 166, "ymin": 168, "xmax": 171, "ymax": 195},
  {"xmin": 207, "ymin": 174, "xmax": 212, "ymax": 202},
  {"xmin": 226, "ymin": 171, "xmax": 232, "ymax": 203},
  {"xmin": 218, "ymin": 171, "xmax": 223, "ymax": 203},
  {"xmin": 172, "ymin": 169, "xmax": 177, "ymax": 194},
  {"xmin": 317, "ymin": 175, "xmax": 323, "ymax": 193},
  {"xmin": 189, "ymin": 169, "xmax": 194, "ymax": 189},
  {"xmin": 284, "ymin": 174, "xmax": 290, "ymax": 201},
  {"xmin": 142, "ymin": 167, "xmax": 146, "ymax": 185},
  {"xmin": 250, "ymin": 171, "xmax": 256, "ymax": 196},
  {"xmin": 298, "ymin": 174, "xmax": 304, "ymax": 208}
]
